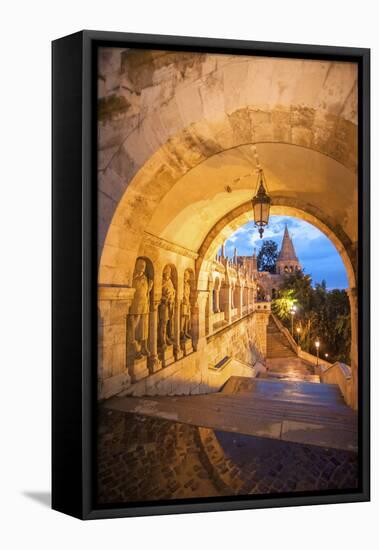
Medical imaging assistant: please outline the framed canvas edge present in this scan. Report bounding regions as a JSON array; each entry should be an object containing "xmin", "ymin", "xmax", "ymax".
[{"xmin": 53, "ymin": 30, "xmax": 371, "ymax": 521}]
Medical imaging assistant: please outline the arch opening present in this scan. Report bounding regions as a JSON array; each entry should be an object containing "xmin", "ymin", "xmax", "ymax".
[
  {"xmin": 99, "ymin": 142, "xmax": 357, "ymax": 289},
  {"xmin": 196, "ymin": 203, "xmax": 356, "ymax": 295}
]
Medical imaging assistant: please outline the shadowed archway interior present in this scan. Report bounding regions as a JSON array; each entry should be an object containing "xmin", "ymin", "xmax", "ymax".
[
  {"xmin": 94, "ymin": 46, "xmax": 361, "ymax": 507},
  {"xmin": 97, "ymin": 48, "xmax": 358, "ymax": 410}
]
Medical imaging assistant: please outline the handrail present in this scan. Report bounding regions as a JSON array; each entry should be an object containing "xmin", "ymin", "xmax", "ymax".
[
  {"xmin": 320, "ymin": 361, "xmax": 353, "ymax": 408},
  {"xmin": 320, "ymin": 361, "xmax": 352, "ymax": 379},
  {"xmin": 298, "ymin": 348, "xmax": 333, "ymax": 369},
  {"xmin": 270, "ymin": 314, "xmax": 298, "ymax": 354},
  {"xmin": 270, "ymin": 314, "xmax": 354, "ymax": 408},
  {"xmin": 270, "ymin": 315, "xmax": 338, "ymax": 369}
]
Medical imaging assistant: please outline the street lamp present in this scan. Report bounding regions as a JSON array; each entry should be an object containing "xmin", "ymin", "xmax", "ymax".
[
  {"xmin": 252, "ymin": 168, "xmax": 271, "ymax": 239},
  {"xmin": 290, "ymin": 305, "xmax": 297, "ymax": 337},
  {"xmin": 315, "ymin": 340, "xmax": 320, "ymax": 366},
  {"xmin": 296, "ymin": 326, "xmax": 301, "ymax": 345},
  {"xmin": 325, "ymin": 353, "xmax": 329, "ymax": 361}
]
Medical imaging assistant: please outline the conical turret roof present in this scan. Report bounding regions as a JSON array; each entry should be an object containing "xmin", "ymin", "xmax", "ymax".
[{"xmin": 277, "ymin": 224, "xmax": 298, "ymax": 261}]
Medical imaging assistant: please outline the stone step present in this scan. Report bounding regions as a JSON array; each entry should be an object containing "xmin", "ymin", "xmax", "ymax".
[
  {"xmin": 266, "ymin": 316, "xmax": 299, "ymax": 360},
  {"xmin": 267, "ymin": 352, "xmax": 296, "ymax": 357},
  {"xmin": 261, "ymin": 371, "xmax": 321, "ymax": 383},
  {"xmin": 267, "ymin": 344, "xmax": 294, "ymax": 350},
  {"xmin": 106, "ymin": 382, "xmax": 357, "ymax": 452},
  {"xmin": 267, "ymin": 344, "xmax": 295, "ymax": 349},
  {"xmin": 266, "ymin": 358, "xmax": 315, "ymax": 375},
  {"xmin": 267, "ymin": 347, "xmax": 294, "ymax": 352},
  {"xmin": 267, "ymin": 358, "xmax": 298, "ymax": 362},
  {"xmin": 267, "ymin": 352, "xmax": 294, "ymax": 356},
  {"xmin": 267, "ymin": 354, "xmax": 295, "ymax": 358},
  {"xmin": 267, "ymin": 352, "xmax": 296, "ymax": 359},
  {"xmin": 222, "ymin": 376, "xmax": 344, "ymax": 401},
  {"xmin": 267, "ymin": 365, "xmax": 314, "ymax": 374}
]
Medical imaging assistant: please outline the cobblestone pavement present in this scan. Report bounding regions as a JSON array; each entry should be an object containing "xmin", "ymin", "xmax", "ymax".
[
  {"xmin": 214, "ymin": 431, "xmax": 358, "ymax": 495},
  {"xmin": 97, "ymin": 409, "xmax": 219, "ymax": 504},
  {"xmin": 97, "ymin": 408, "xmax": 358, "ymax": 505}
]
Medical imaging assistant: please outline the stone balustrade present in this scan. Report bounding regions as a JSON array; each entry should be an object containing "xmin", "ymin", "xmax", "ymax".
[
  {"xmin": 320, "ymin": 362, "xmax": 354, "ymax": 408},
  {"xmin": 98, "ymin": 249, "xmax": 267, "ymax": 400}
]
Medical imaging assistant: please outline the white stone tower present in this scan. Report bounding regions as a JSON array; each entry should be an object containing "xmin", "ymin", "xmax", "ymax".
[{"xmin": 276, "ymin": 224, "xmax": 301, "ymax": 274}]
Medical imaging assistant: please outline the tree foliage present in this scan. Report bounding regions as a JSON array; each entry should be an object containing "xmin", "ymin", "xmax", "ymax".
[
  {"xmin": 271, "ymin": 289, "xmax": 298, "ymax": 320},
  {"xmin": 272, "ymin": 270, "xmax": 351, "ymax": 363},
  {"xmin": 257, "ymin": 240, "xmax": 279, "ymax": 273}
]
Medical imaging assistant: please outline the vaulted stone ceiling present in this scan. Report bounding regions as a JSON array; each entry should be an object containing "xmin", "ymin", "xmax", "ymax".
[
  {"xmin": 98, "ymin": 48, "xmax": 358, "ymax": 288},
  {"xmin": 147, "ymin": 143, "xmax": 357, "ymax": 252}
]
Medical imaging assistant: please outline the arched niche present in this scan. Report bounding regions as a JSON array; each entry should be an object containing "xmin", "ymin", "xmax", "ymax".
[
  {"xmin": 158, "ymin": 263, "xmax": 178, "ymax": 354},
  {"xmin": 126, "ymin": 256, "xmax": 155, "ymax": 376},
  {"xmin": 213, "ymin": 277, "xmax": 221, "ymax": 313}
]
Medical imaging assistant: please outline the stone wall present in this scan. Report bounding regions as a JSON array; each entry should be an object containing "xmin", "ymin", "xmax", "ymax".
[
  {"xmin": 98, "ymin": 230, "xmax": 267, "ymax": 400},
  {"xmin": 100, "ymin": 311, "xmax": 269, "ymax": 399},
  {"xmin": 320, "ymin": 362, "xmax": 354, "ymax": 408}
]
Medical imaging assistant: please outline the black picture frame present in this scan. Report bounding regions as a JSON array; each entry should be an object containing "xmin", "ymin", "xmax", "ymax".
[{"xmin": 52, "ymin": 30, "xmax": 370, "ymax": 520}]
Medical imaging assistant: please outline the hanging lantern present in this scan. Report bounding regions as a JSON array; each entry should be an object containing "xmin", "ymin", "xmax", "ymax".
[{"xmin": 252, "ymin": 169, "xmax": 271, "ymax": 238}]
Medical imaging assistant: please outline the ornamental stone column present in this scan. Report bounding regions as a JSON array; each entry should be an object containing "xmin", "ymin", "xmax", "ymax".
[
  {"xmin": 220, "ymin": 282, "xmax": 232, "ymax": 323},
  {"xmin": 206, "ymin": 281, "xmax": 214, "ymax": 334},
  {"xmin": 174, "ymin": 297, "xmax": 183, "ymax": 361},
  {"xmin": 148, "ymin": 298, "xmax": 162, "ymax": 374},
  {"xmin": 214, "ymin": 285, "xmax": 220, "ymax": 313},
  {"xmin": 192, "ymin": 291, "xmax": 209, "ymax": 352},
  {"xmin": 236, "ymin": 283, "xmax": 243, "ymax": 318}
]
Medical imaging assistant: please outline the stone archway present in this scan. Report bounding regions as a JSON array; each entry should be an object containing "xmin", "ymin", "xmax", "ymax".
[
  {"xmin": 98, "ymin": 142, "xmax": 358, "ymax": 405},
  {"xmin": 195, "ymin": 201, "xmax": 357, "ymax": 408},
  {"xmin": 196, "ymin": 200, "xmax": 356, "ymax": 290},
  {"xmin": 99, "ymin": 142, "xmax": 357, "ymax": 288},
  {"xmin": 97, "ymin": 51, "xmax": 358, "ymax": 405},
  {"xmin": 98, "ymin": 51, "xmax": 357, "ymax": 287}
]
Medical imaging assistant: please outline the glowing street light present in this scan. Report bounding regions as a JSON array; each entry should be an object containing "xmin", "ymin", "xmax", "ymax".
[
  {"xmin": 290, "ymin": 305, "xmax": 297, "ymax": 337},
  {"xmin": 325, "ymin": 353, "xmax": 329, "ymax": 361},
  {"xmin": 296, "ymin": 326, "xmax": 301, "ymax": 345},
  {"xmin": 315, "ymin": 340, "xmax": 320, "ymax": 366}
]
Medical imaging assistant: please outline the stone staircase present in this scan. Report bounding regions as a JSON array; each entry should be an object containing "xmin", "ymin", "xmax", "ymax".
[
  {"xmin": 104, "ymin": 314, "xmax": 356, "ymax": 472},
  {"xmin": 266, "ymin": 315, "xmax": 320, "ymax": 382},
  {"xmin": 101, "ymin": 316, "xmax": 358, "ymax": 501},
  {"xmin": 267, "ymin": 315, "xmax": 297, "ymax": 359}
]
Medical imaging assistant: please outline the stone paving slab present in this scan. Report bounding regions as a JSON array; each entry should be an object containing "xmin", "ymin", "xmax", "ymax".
[
  {"xmin": 105, "ymin": 377, "xmax": 358, "ymax": 451},
  {"xmin": 281, "ymin": 420, "xmax": 357, "ymax": 452}
]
